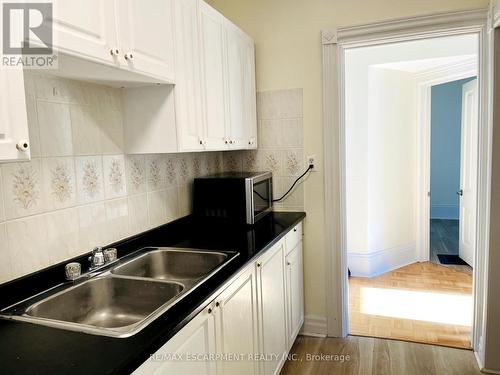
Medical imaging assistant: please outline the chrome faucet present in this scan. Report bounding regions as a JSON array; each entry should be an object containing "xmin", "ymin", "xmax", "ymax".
[{"xmin": 89, "ymin": 246, "xmax": 105, "ymax": 270}]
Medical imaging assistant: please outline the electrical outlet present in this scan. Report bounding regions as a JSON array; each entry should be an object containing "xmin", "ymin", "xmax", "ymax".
[{"xmin": 307, "ymin": 155, "xmax": 316, "ymax": 171}]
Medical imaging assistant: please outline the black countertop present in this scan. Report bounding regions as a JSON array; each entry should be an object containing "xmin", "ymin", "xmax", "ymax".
[{"xmin": 0, "ymin": 211, "xmax": 305, "ymax": 375}]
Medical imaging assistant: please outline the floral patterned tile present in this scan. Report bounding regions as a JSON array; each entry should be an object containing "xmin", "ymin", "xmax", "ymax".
[
  {"xmin": 125, "ymin": 155, "xmax": 146, "ymax": 195},
  {"xmin": 177, "ymin": 154, "xmax": 192, "ymax": 185},
  {"xmin": 1, "ymin": 159, "xmax": 45, "ymax": 219},
  {"xmin": 42, "ymin": 157, "xmax": 77, "ymax": 210},
  {"xmin": 284, "ymin": 149, "xmax": 304, "ymax": 177},
  {"xmin": 75, "ymin": 156, "xmax": 104, "ymax": 204},
  {"xmin": 146, "ymin": 154, "xmax": 166, "ymax": 192},
  {"xmin": 258, "ymin": 150, "xmax": 283, "ymax": 176},
  {"xmin": 103, "ymin": 155, "xmax": 126, "ymax": 199},
  {"xmin": 164, "ymin": 154, "xmax": 178, "ymax": 187},
  {"xmin": 241, "ymin": 150, "xmax": 259, "ymax": 172},
  {"xmin": 223, "ymin": 152, "xmax": 242, "ymax": 172}
]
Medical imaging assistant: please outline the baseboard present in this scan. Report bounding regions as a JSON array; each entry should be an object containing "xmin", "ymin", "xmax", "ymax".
[
  {"xmin": 431, "ymin": 204, "xmax": 459, "ymax": 220},
  {"xmin": 348, "ymin": 242, "xmax": 416, "ymax": 278},
  {"xmin": 300, "ymin": 315, "xmax": 327, "ymax": 337}
]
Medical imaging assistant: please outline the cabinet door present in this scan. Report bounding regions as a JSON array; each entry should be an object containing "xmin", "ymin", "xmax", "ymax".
[
  {"xmin": 115, "ymin": 0, "xmax": 175, "ymax": 82},
  {"xmin": 51, "ymin": 0, "xmax": 118, "ymax": 64},
  {"xmin": 214, "ymin": 267, "xmax": 259, "ymax": 375},
  {"xmin": 173, "ymin": 0, "xmax": 204, "ymax": 151},
  {"xmin": 243, "ymin": 40, "xmax": 258, "ymax": 149},
  {"xmin": 0, "ymin": 69, "xmax": 30, "ymax": 162},
  {"xmin": 225, "ymin": 21, "xmax": 257, "ymax": 150},
  {"xmin": 256, "ymin": 240, "xmax": 288, "ymax": 375},
  {"xmin": 133, "ymin": 306, "xmax": 217, "ymax": 375},
  {"xmin": 285, "ymin": 241, "xmax": 304, "ymax": 349},
  {"xmin": 199, "ymin": 1, "xmax": 229, "ymax": 150}
]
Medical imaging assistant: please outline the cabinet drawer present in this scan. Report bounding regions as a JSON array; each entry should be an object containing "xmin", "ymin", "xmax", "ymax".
[{"xmin": 285, "ymin": 222, "xmax": 302, "ymax": 254}]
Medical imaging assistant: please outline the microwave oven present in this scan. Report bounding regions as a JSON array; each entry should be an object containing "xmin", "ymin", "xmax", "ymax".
[{"xmin": 193, "ymin": 171, "xmax": 273, "ymax": 225}]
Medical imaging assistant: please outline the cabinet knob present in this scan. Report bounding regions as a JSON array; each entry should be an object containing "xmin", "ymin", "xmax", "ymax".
[
  {"xmin": 293, "ymin": 228, "xmax": 297, "ymax": 232},
  {"xmin": 124, "ymin": 52, "xmax": 134, "ymax": 61},
  {"xmin": 229, "ymin": 140, "xmax": 234, "ymax": 145},
  {"xmin": 109, "ymin": 48, "xmax": 120, "ymax": 56},
  {"xmin": 257, "ymin": 262, "xmax": 262, "ymax": 267},
  {"xmin": 215, "ymin": 301, "xmax": 220, "ymax": 307},
  {"xmin": 16, "ymin": 140, "xmax": 29, "ymax": 152},
  {"xmin": 287, "ymin": 261, "xmax": 291, "ymax": 266},
  {"xmin": 225, "ymin": 139, "xmax": 229, "ymax": 144},
  {"xmin": 207, "ymin": 308, "xmax": 212, "ymax": 314}
]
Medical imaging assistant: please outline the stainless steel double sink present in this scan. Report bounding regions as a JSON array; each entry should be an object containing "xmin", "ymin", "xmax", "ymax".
[{"xmin": 1, "ymin": 248, "xmax": 238, "ymax": 338}]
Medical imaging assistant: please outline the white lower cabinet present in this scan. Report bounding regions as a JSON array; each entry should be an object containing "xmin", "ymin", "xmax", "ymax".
[
  {"xmin": 285, "ymin": 241, "xmax": 304, "ymax": 349},
  {"xmin": 214, "ymin": 267, "xmax": 260, "ymax": 375},
  {"xmin": 133, "ymin": 306, "xmax": 217, "ymax": 375},
  {"xmin": 136, "ymin": 222, "xmax": 303, "ymax": 375},
  {"xmin": 256, "ymin": 239, "xmax": 288, "ymax": 375}
]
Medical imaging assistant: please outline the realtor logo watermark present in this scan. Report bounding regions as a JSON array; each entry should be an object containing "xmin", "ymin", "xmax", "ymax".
[{"xmin": 2, "ymin": 2, "xmax": 57, "ymax": 68}]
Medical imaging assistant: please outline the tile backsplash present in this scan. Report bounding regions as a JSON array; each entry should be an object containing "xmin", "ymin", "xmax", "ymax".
[
  {"xmin": 222, "ymin": 88, "xmax": 305, "ymax": 211},
  {"xmin": 0, "ymin": 72, "xmax": 223, "ymax": 284}
]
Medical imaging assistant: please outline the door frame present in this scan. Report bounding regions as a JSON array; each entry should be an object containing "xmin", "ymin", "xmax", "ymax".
[
  {"xmin": 322, "ymin": 8, "xmax": 492, "ymax": 366},
  {"xmin": 416, "ymin": 58, "xmax": 478, "ymax": 262}
]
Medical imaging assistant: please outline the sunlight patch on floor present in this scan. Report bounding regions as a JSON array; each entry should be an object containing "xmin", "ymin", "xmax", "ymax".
[{"xmin": 360, "ymin": 286, "xmax": 472, "ymax": 326}]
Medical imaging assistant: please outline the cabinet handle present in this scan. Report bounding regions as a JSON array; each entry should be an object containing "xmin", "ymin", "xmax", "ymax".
[
  {"xmin": 215, "ymin": 301, "xmax": 220, "ymax": 307},
  {"xmin": 16, "ymin": 140, "xmax": 29, "ymax": 152},
  {"xmin": 207, "ymin": 307, "xmax": 212, "ymax": 314},
  {"xmin": 109, "ymin": 48, "xmax": 120, "ymax": 56},
  {"xmin": 124, "ymin": 52, "xmax": 134, "ymax": 61}
]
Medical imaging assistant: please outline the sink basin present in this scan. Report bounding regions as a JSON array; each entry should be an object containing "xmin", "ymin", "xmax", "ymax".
[
  {"xmin": 25, "ymin": 277, "xmax": 183, "ymax": 330},
  {"xmin": 1, "ymin": 247, "xmax": 238, "ymax": 337},
  {"xmin": 111, "ymin": 248, "xmax": 229, "ymax": 281}
]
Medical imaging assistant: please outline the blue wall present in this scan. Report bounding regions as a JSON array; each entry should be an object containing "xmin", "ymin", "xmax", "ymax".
[{"xmin": 430, "ymin": 77, "xmax": 476, "ymax": 220}]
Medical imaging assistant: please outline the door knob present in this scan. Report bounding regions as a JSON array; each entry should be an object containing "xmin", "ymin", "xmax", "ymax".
[{"xmin": 457, "ymin": 189, "xmax": 464, "ymax": 196}]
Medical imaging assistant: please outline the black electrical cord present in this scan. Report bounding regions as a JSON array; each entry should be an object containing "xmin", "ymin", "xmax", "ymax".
[{"xmin": 273, "ymin": 164, "xmax": 313, "ymax": 202}]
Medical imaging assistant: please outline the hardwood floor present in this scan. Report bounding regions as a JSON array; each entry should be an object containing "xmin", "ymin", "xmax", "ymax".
[
  {"xmin": 349, "ymin": 262, "xmax": 472, "ymax": 349},
  {"xmin": 281, "ymin": 335, "xmax": 481, "ymax": 375}
]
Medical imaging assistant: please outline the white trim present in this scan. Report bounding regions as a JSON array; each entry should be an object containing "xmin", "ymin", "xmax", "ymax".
[
  {"xmin": 415, "ymin": 63, "xmax": 478, "ymax": 262},
  {"xmin": 348, "ymin": 243, "xmax": 416, "ymax": 278},
  {"xmin": 299, "ymin": 315, "xmax": 327, "ymax": 337},
  {"xmin": 322, "ymin": 9, "xmax": 491, "ymax": 371}
]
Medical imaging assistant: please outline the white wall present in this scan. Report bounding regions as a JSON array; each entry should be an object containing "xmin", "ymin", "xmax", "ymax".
[{"xmin": 346, "ymin": 66, "xmax": 417, "ymax": 277}]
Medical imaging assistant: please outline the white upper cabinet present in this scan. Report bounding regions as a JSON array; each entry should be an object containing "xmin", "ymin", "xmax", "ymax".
[
  {"xmin": 199, "ymin": 2, "xmax": 229, "ymax": 150},
  {"xmin": 51, "ymin": 0, "xmax": 118, "ymax": 65},
  {"xmin": 122, "ymin": 0, "xmax": 258, "ymax": 153},
  {"xmin": 115, "ymin": 0, "xmax": 175, "ymax": 82},
  {"xmin": 225, "ymin": 20, "xmax": 257, "ymax": 150},
  {"xmin": 51, "ymin": 0, "xmax": 175, "ymax": 82},
  {"xmin": 173, "ymin": 0, "xmax": 205, "ymax": 151},
  {"xmin": 0, "ymin": 69, "xmax": 30, "ymax": 162}
]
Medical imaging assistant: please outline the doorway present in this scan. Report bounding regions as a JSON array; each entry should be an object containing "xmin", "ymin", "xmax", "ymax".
[
  {"xmin": 342, "ymin": 34, "xmax": 479, "ymax": 348},
  {"xmin": 430, "ymin": 77, "xmax": 478, "ymax": 273}
]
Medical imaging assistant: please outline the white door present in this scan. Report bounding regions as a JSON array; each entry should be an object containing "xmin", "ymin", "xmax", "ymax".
[
  {"xmin": 173, "ymin": 0, "xmax": 204, "ymax": 151},
  {"xmin": 51, "ymin": 0, "xmax": 118, "ymax": 65},
  {"xmin": 256, "ymin": 240, "xmax": 287, "ymax": 375},
  {"xmin": 133, "ymin": 305, "xmax": 217, "ymax": 375},
  {"xmin": 0, "ymin": 69, "xmax": 30, "ymax": 162},
  {"xmin": 214, "ymin": 267, "xmax": 259, "ymax": 375},
  {"xmin": 285, "ymin": 242, "xmax": 304, "ymax": 349},
  {"xmin": 115, "ymin": 0, "xmax": 175, "ymax": 82},
  {"xmin": 199, "ymin": 2, "xmax": 229, "ymax": 150},
  {"xmin": 459, "ymin": 79, "xmax": 479, "ymax": 267}
]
